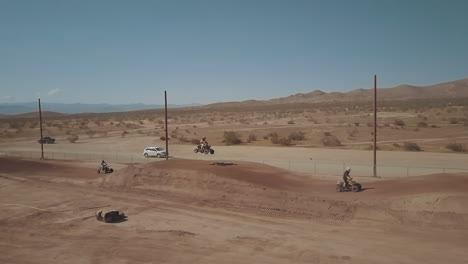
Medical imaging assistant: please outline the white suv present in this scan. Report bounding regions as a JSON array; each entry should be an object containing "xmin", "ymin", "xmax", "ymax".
[{"xmin": 143, "ymin": 147, "xmax": 167, "ymax": 158}]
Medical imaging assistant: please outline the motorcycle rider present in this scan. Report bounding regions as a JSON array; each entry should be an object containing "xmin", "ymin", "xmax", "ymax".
[
  {"xmin": 343, "ymin": 167, "xmax": 352, "ymax": 187},
  {"xmin": 200, "ymin": 136, "xmax": 208, "ymax": 151}
]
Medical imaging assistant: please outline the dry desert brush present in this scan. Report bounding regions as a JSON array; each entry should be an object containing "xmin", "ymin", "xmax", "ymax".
[
  {"xmin": 403, "ymin": 142, "xmax": 421, "ymax": 151},
  {"xmin": 446, "ymin": 141, "xmax": 466, "ymax": 152},
  {"xmin": 223, "ymin": 131, "xmax": 242, "ymax": 145},
  {"xmin": 321, "ymin": 132, "xmax": 342, "ymax": 147}
]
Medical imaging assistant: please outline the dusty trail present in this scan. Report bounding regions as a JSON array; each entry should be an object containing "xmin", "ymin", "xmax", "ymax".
[{"xmin": 1, "ymin": 157, "xmax": 467, "ymax": 263}]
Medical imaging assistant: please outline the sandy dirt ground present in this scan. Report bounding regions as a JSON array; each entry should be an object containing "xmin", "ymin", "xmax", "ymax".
[
  {"xmin": 1, "ymin": 157, "xmax": 468, "ymax": 264},
  {"xmin": 1, "ymin": 136, "xmax": 468, "ymax": 177}
]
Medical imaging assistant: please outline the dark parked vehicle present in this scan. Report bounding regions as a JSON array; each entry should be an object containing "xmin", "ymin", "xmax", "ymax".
[{"xmin": 38, "ymin": 136, "xmax": 55, "ymax": 144}]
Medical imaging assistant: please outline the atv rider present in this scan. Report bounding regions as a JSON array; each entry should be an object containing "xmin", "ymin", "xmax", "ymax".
[
  {"xmin": 101, "ymin": 160, "xmax": 108, "ymax": 171},
  {"xmin": 200, "ymin": 137, "xmax": 208, "ymax": 151},
  {"xmin": 343, "ymin": 167, "xmax": 352, "ymax": 187}
]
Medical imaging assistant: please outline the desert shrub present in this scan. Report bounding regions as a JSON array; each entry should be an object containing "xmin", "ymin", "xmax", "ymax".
[
  {"xmin": 347, "ymin": 129, "xmax": 358, "ymax": 137},
  {"xmin": 403, "ymin": 142, "xmax": 421, "ymax": 151},
  {"xmin": 288, "ymin": 131, "xmax": 305, "ymax": 141},
  {"xmin": 393, "ymin": 143, "xmax": 400, "ymax": 147},
  {"xmin": 67, "ymin": 135, "xmax": 79, "ymax": 143},
  {"xmin": 160, "ymin": 136, "xmax": 167, "ymax": 140},
  {"xmin": 86, "ymin": 130, "xmax": 97, "ymax": 138},
  {"xmin": 178, "ymin": 136, "xmax": 190, "ymax": 143},
  {"xmin": 449, "ymin": 118, "xmax": 459, "ymax": 124},
  {"xmin": 223, "ymin": 131, "xmax": 242, "ymax": 145},
  {"xmin": 322, "ymin": 133, "xmax": 341, "ymax": 146},
  {"xmin": 191, "ymin": 139, "xmax": 199, "ymax": 144},
  {"xmin": 307, "ymin": 117, "xmax": 318, "ymax": 124},
  {"xmin": 430, "ymin": 124, "xmax": 439, "ymax": 128},
  {"xmin": 417, "ymin": 121, "xmax": 428, "ymax": 128},
  {"xmin": 269, "ymin": 133, "xmax": 280, "ymax": 144},
  {"xmin": 446, "ymin": 142, "xmax": 465, "ymax": 152},
  {"xmin": 248, "ymin": 134, "xmax": 257, "ymax": 142},
  {"xmin": 354, "ymin": 122, "xmax": 360, "ymax": 127},
  {"xmin": 277, "ymin": 137, "xmax": 291, "ymax": 145},
  {"xmin": 263, "ymin": 135, "xmax": 268, "ymax": 140},
  {"xmin": 394, "ymin": 119, "xmax": 405, "ymax": 126},
  {"xmin": 121, "ymin": 131, "xmax": 130, "ymax": 137},
  {"xmin": 158, "ymin": 120, "xmax": 164, "ymax": 124},
  {"xmin": 287, "ymin": 120, "xmax": 295, "ymax": 125}
]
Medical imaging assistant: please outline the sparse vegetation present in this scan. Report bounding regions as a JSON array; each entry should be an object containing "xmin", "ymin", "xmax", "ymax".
[
  {"xmin": 322, "ymin": 132, "xmax": 341, "ymax": 146},
  {"xmin": 223, "ymin": 131, "xmax": 242, "ymax": 145},
  {"xmin": 347, "ymin": 128, "xmax": 358, "ymax": 137},
  {"xmin": 67, "ymin": 135, "xmax": 79, "ymax": 143},
  {"xmin": 288, "ymin": 131, "xmax": 305, "ymax": 141},
  {"xmin": 248, "ymin": 134, "xmax": 257, "ymax": 142},
  {"xmin": 446, "ymin": 141, "xmax": 465, "ymax": 152},
  {"xmin": 403, "ymin": 142, "xmax": 421, "ymax": 151},
  {"xmin": 121, "ymin": 131, "xmax": 130, "ymax": 137},
  {"xmin": 417, "ymin": 121, "xmax": 428, "ymax": 128},
  {"xmin": 394, "ymin": 119, "xmax": 405, "ymax": 126}
]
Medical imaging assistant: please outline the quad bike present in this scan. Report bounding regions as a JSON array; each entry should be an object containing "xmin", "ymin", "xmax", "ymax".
[
  {"xmin": 194, "ymin": 144, "xmax": 215, "ymax": 155},
  {"xmin": 96, "ymin": 210, "xmax": 126, "ymax": 223},
  {"xmin": 97, "ymin": 165, "xmax": 113, "ymax": 174},
  {"xmin": 336, "ymin": 178, "xmax": 362, "ymax": 192}
]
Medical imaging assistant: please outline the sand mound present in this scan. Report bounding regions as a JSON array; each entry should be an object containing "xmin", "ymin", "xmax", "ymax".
[
  {"xmin": 100, "ymin": 158, "xmax": 309, "ymax": 191},
  {"xmin": 371, "ymin": 173, "xmax": 468, "ymax": 196}
]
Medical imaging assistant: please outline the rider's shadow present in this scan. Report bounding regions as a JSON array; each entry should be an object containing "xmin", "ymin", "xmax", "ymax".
[{"xmin": 210, "ymin": 162, "xmax": 237, "ymax": 166}]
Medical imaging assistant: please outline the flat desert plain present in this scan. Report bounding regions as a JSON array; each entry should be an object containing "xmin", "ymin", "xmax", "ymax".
[{"xmin": 1, "ymin": 157, "xmax": 468, "ymax": 264}]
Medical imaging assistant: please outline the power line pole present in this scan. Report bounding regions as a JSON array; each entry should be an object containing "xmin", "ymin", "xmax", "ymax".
[
  {"xmin": 38, "ymin": 98, "xmax": 44, "ymax": 159},
  {"xmin": 373, "ymin": 75, "xmax": 377, "ymax": 177},
  {"xmin": 165, "ymin": 91, "xmax": 169, "ymax": 160}
]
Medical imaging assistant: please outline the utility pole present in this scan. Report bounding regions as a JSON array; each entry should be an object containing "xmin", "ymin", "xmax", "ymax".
[
  {"xmin": 373, "ymin": 75, "xmax": 377, "ymax": 177},
  {"xmin": 165, "ymin": 91, "xmax": 169, "ymax": 160},
  {"xmin": 38, "ymin": 98, "xmax": 44, "ymax": 159}
]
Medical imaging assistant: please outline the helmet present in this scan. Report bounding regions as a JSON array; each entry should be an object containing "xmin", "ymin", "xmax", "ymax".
[
  {"xmin": 346, "ymin": 167, "xmax": 351, "ymax": 172},
  {"xmin": 202, "ymin": 137, "xmax": 206, "ymax": 140}
]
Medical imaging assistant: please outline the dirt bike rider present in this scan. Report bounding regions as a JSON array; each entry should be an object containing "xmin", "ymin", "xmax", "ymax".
[
  {"xmin": 199, "ymin": 137, "xmax": 208, "ymax": 151},
  {"xmin": 101, "ymin": 160, "xmax": 108, "ymax": 170},
  {"xmin": 343, "ymin": 167, "xmax": 352, "ymax": 187}
]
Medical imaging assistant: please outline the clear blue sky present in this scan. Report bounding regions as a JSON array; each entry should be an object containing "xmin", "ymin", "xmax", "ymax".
[{"xmin": 1, "ymin": 0, "xmax": 467, "ymax": 105}]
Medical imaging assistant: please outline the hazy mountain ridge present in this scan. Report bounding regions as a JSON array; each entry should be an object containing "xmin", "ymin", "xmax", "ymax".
[
  {"xmin": 205, "ymin": 78, "xmax": 468, "ymax": 108},
  {"xmin": 0, "ymin": 102, "xmax": 198, "ymax": 115}
]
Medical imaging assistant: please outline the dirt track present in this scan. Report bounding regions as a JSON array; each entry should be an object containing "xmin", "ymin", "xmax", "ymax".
[{"xmin": 1, "ymin": 157, "xmax": 468, "ymax": 263}]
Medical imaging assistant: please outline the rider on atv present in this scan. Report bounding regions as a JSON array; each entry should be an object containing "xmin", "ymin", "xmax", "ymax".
[
  {"xmin": 200, "ymin": 137, "xmax": 208, "ymax": 151},
  {"xmin": 101, "ymin": 160, "xmax": 108, "ymax": 170},
  {"xmin": 343, "ymin": 167, "xmax": 352, "ymax": 187}
]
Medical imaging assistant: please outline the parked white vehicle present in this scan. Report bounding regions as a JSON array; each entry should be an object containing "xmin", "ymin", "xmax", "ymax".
[{"xmin": 143, "ymin": 147, "xmax": 167, "ymax": 158}]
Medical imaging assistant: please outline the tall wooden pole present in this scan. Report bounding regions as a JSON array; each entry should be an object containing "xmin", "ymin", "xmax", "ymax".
[
  {"xmin": 373, "ymin": 75, "xmax": 377, "ymax": 177},
  {"xmin": 38, "ymin": 98, "xmax": 44, "ymax": 159},
  {"xmin": 165, "ymin": 91, "xmax": 169, "ymax": 160}
]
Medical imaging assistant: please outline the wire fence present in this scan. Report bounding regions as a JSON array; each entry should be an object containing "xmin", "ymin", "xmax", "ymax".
[{"xmin": 2, "ymin": 150, "xmax": 468, "ymax": 178}]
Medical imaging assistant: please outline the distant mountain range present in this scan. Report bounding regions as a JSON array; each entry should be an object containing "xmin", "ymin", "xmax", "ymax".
[
  {"xmin": 0, "ymin": 102, "xmax": 198, "ymax": 115},
  {"xmin": 2, "ymin": 78, "xmax": 467, "ymax": 115},
  {"xmin": 205, "ymin": 78, "xmax": 468, "ymax": 108}
]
